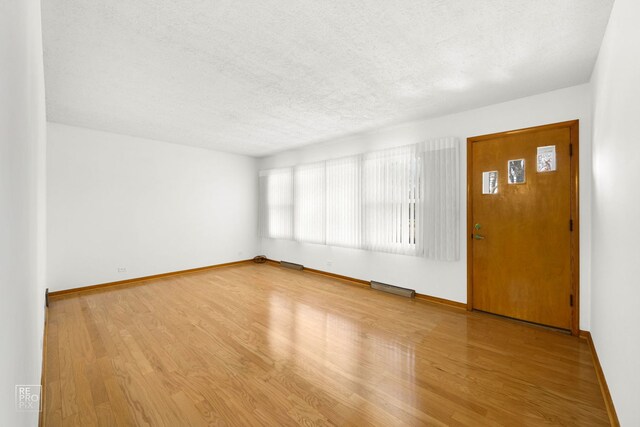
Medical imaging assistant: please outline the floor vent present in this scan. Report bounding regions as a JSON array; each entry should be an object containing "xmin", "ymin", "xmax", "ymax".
[
  {"xmin": 370, "ymin": 281, "xmax": 415, "ymax": 298},
  {"xmin": 280, "ymin": 261, "xmax": 304, "ymax": 271}
]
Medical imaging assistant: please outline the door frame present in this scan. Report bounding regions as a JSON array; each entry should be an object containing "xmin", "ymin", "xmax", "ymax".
[{"xmin": 466, "ymin": 120, "xmax": 580, "ymax": 335}]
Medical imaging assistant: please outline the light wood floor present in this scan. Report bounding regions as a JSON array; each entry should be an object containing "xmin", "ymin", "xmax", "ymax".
[{"xmin": 43, "ymin": 263, "xmax": 609, "ymax": 426}]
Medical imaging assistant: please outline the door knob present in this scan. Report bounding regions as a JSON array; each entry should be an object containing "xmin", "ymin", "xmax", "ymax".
[{"xmin": 473, "ymin": 234, "xmax": 485, "ymax": 240}]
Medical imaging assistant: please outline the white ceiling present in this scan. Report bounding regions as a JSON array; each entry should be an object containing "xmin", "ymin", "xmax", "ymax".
[{"xmin": 42, "ymin": 0, "xmax": 614, "ymax": 157}]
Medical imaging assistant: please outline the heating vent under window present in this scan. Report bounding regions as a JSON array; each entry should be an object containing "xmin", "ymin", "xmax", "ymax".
[
  {"xmin": 370, "ymin": 281, "xmax": 415, "ymax": 298},
  {"xmin": 280, "ymin": 261, "xmax": 304, "ymax": 271}
]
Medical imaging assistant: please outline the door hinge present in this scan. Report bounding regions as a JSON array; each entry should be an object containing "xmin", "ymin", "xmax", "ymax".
[
  {"xmin": 569, "ymin": 144, "xmax": 573, "ymax": 157},
  {"xmin": 569, "ymin": 219, "xmax": 573, "ymax": 231},
  {"xmin": 570, "ymin": 294, "xmax": 574, "ymax": 307}
]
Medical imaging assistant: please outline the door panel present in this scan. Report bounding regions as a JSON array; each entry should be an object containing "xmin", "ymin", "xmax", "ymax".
[{"xmin": 470, "ymin": 124, "xmax": 574, "ymax": 330}]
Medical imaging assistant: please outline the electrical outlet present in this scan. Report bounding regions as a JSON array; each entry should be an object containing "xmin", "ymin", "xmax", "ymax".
[
  {"xmin": 326, "ymin": 260, "xmax": 333, "ymax": 267},
  {"xmin": 117, "ymin": 267, "xmax": 127, "ymax": 273}
]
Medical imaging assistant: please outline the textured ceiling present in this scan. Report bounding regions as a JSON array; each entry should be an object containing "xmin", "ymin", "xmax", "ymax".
[{"xmin": 42, "ymin": 0, "xmax": 614, "ymax": 156}]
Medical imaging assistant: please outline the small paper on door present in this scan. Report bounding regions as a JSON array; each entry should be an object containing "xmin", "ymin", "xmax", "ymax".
[
  {"xmin": 507, "ymin": 159, "xmax": 525, "ymax": 184},
  {"xmin": 482, "ymin": 171, "xmax": 498, "ymax": 194},
  {"xmin": 537, "ymin": 145, "xmax": 556, "ymax": 172}
]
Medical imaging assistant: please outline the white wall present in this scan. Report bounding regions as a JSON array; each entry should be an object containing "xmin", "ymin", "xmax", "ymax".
[
  {"xmin": 0, "ymin": 0, "xmax": 47, "ymax": 426},
  {"xmin": 47, "ymin": 123, "xmax": 258, "ymax": 291},
  {"xmin": 259, "ymin": 84, "xmax": 593, "ymax": 329},
  {"xmin": 590, "ymin": 0, "xmax": 640, "ymax": 424}
]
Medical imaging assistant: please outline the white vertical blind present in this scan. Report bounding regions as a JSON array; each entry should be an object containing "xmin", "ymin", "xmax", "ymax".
[
  {"xmin": 362, "ymin": 145, "xmax": 420, "ymax": 255},
  {"xmin": 326, "ymin": 156, "xmax": 361, "ymax": 248},
  {"xmin": 258, "ymin": 137, "xmax": 459, "ymax": 260},
  {"xmin": 422, "ymin": 137, "xmax": 459, "ymax": 261},
  {"xmin": 258, "ymin": 168, "xmax": 293, "ymax": 239},
  {"xmin": 293, "ymin": 162, "xmax": 326, "ymax": 244}
]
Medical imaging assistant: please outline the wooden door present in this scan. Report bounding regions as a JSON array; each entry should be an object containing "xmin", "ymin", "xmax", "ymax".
[{"xmin": 467, "ymin": 121, "xmax": 579, "ymax": 332}]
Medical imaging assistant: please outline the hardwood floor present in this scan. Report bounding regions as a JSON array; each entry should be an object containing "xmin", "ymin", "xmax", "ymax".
[{"xmin": 43, "ymin": 263, "xmax": 609, "ymax": 426}]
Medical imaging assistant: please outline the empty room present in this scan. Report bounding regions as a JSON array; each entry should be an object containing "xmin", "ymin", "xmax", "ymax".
[{"xmin": 2, "ymin": 0, "xmax": 639, "ymax": 425}]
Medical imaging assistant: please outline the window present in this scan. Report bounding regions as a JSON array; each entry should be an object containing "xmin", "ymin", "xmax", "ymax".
[
  {"xmin": 361, "ymin": 145, "xmax": 420, "ymax": 255},
  {"xmin": 326, "ymin": 156, "xmax": 361, "ymax": 248},
  {"xmin": 259, "ymin": 168, "xmax": 293, "ymax": 239},
  {"xmin": 293, "ymin": 162, "xmax": 325, "ymax": 244},
  {"xmin": 258, "ymin": 137, "xmax": 459, "ymax": 260}
]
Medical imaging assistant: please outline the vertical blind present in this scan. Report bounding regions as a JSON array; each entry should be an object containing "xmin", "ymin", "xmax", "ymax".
[
  {"xmin": 258, "ymin": 137, "xmax": 459, "ymax": 260},
  {"xmin": 293, "ymin": 162, "xmax": 325, "ymax": 243},
  {"xmin": 258, "ymin": 168, "xmax": 293, "ymax": 239},
  {"xmin": 326, "ymin": 156, "xmax": 361, "ymax": 248},
  {"xmin": 423, "ymin": 138, "xmax": 459, "ymax": 261},
  {"xmin": 361, "ymin": 145, "xmax": 420, "ymax": 255}
]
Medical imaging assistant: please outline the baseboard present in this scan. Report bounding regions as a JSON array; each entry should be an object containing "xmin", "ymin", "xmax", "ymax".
[
  {"xmin": 415, "ymin": 292, "xmax": 467, "ymax": 310},
  {"xmin": 265, "ymin": 258, "xmax": 464, "ymax": 308},
  {"xmin": 265, "ymin": 258, "xmax": 368, "ymax": 287},
  {"xmin": 303, "ymin": 267, "xmax": 370, "ymax": 287},
  {"xmin": 48, "ymin": 259, "xmax": 254, "ymax": 299},
  {"xmin": 579, "ymin": 330, "xmax": 619, "ymax": 426}
]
